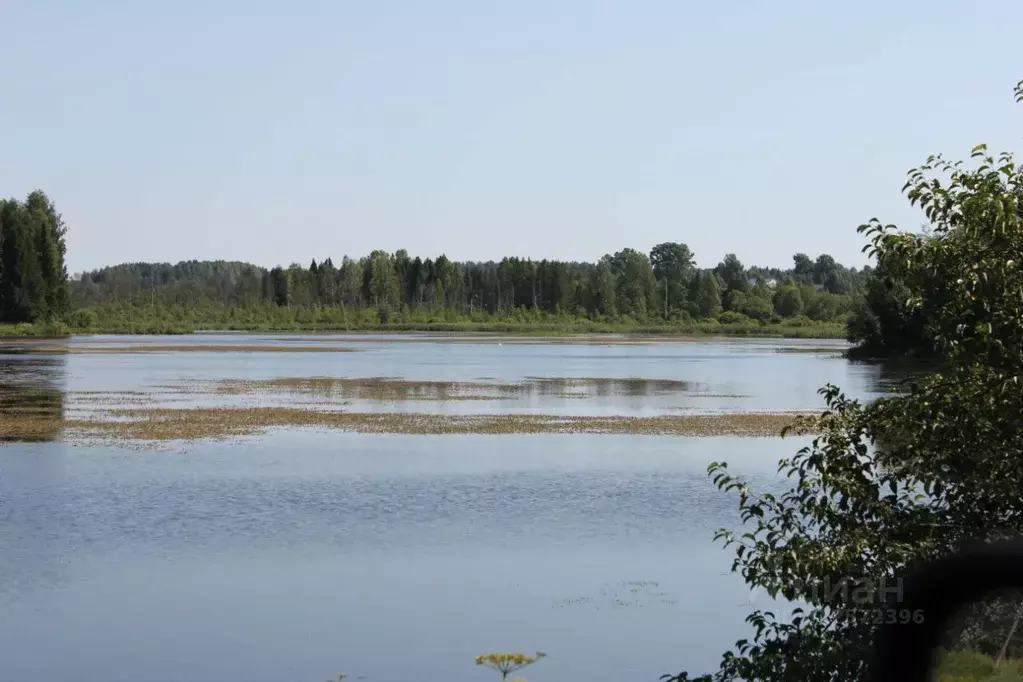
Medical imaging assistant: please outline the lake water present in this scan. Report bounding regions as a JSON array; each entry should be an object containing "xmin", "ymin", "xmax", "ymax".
[{"xmin": 0, "ymin": 335, "xmax": 898, "ymax": 682}]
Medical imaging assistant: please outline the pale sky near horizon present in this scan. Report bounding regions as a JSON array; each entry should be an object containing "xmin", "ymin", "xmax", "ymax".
[{"xmin": 3, "ymin": 1, "xmax": 1022, "ymax": 275}]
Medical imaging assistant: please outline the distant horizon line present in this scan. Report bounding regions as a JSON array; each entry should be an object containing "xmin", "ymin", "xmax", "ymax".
[{"xmin": 68, "ymin": 251, "xmax": 875, "ymax": 277}]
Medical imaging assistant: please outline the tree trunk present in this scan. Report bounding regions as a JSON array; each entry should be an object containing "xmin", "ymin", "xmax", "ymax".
[{"xmin": 996, "ymin": 598, "xmax": 1023, "ymax": 667}]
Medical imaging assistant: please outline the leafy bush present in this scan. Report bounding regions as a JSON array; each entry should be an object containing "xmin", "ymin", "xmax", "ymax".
[
  {"xmin": 69, "ymin": 308, "xmax": 99, "ymax": 329},
  {"xmin": 40, "ymin": 319, "xmax": 69, "ymax": 337},
  {"xmin": 773, "ymin": 285, "xmax": 804, "ymax": 317},
  {"xmin": 934, "ymin": 650, "xmax": 1023, "ymax": 682},
  {"xmin": 718, "ymin": 311, "xmax": 752, "ymax": 325},
  {"xmin": 781, "ymin": 314, "xmax": 814, "ymax": 327},
  {"xmin": 664, "ymin": 78, "xmax": 1023, "ymax": 682},
  {"xmin": 739, "ymin": 296, "xmax": 775, "ymax": 322}
]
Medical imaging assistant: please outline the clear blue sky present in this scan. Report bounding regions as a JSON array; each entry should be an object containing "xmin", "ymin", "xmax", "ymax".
[{"xmin": 3, "ymin": 0, "xmax": 1022, "ymax": 274}]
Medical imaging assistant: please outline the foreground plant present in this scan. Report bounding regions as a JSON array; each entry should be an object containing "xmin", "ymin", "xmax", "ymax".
[
  {"xmin": 475, "ymin": 652, "xmax": 546, "ymax": 681},
  {"xmin": 663, "ymin": 78, "xmax": 1023, "ymax": 682}
]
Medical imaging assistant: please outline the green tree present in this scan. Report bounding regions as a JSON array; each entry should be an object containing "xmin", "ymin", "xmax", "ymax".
[
  {"xmin": 804, "ymin": 291, "xmax": 838, "ymax": 321},
  {"xmin": 694, "ymin": 271, "xmax": 722, "ymax": 319},
  {"xmin": 25, "ymin": 190, "xmax": 69, "ymax": 319},
  {"xmin": 792, "ymin": 252, "xmax": 815, "ymax": 284},
  {"xmin": 773, "ymin": 285, "xmax": 803, "ymax": 317},
  {"xmin": 0, "ymin": 198, "xmax": 43, "ymax": 323},
  {"xmin": 665, "ymin": 77, "xmax": 1023, "ymax": 682},
  {"xmin": 714, "ymin": 253, "xmax": 750, "ymax": 295},
  {"xmin": 650, "ymin": 241, "xmax": 695, "ymax": 282},
  {"xmin": 369, "ymin": 250, "xmax": 400, "ymax": 308},
  {"xmin": 406, "ymin": 256, "xmax": 424, "ymax": 307},
  {"xmin": 269, "ymin": 267, "xmax": 289, "ymax": 306},
  {"xmin": 723, "ymin": 290, "xmax": 747, "ymax": 314},
  {"xmin": 392, "ymin": 249, "xmax": 410, "ymax": 305},
  {"xmin": 287, "ymin": 263, "xmax": 312, "ymax": 306},
  {"xmin": 846, "ymin": 262, "xmax": 933, "ymax": 358},
  {"xmin": 539, "ymin": 260, "xmax": 571, "ymax": 312},
  {"xmin": 260, "ymin": 270, "xmax": 273, "ymax": 303},
  {"xmin": 340, "ymin": 256, "xmax": 363, "ymax": 307},
  {"xmin": 738, "ymin": 292, "xmax": 774, "ymax": 322},
  {"xmin": 316, "ymin": 257, "xmax": 337, "ymax": 305},
  {"xmin": 589, "ymin": 257, "xmax": 617, "ymax": 317},
  {"xmin": 610, "ymin": 248, "xmax": 656, "ymax": 318},
  {"xmin": 812, "ymin": 253, "xmax": 836, "ymax": 284},
  {"xmin": 823, "ymin": 268, "xmax": 852, "ymax": 295},
  {"xmin": 650, "ymin": 241, "xmax": 695, "ymax": 317}
]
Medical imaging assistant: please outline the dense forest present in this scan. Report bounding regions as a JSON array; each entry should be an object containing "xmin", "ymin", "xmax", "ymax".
[
  {"xmin": 0, "ymin": 187, "xmax": 928, "ymax": 353},
  {"xmin": 0, "ymin": 191, "xmax": 70, "ymax": 325},
  {"xmin": 66, "ymin": 247, "xmax": 874, "ymax": 331}
]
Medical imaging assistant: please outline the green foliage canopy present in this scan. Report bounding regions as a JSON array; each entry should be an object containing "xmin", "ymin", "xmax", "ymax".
[
  {"xmin": 665, "ymin": 78, "xmax": 1023, "ymax": 682},
  {"xmin": 0, "ymin": 191, "xmax": 70, "ymax": 324}
]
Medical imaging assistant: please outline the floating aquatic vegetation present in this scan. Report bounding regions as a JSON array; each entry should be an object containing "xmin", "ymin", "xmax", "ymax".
[
  {"xmin": 683, "ymin": 393, "xmax": 753, "ymax": 399},
  {"xmin": 0, "ymin": 354, "xmax": 65, "ymax": 442},
  {"xmin": 68, "ymin": 345, "xmax": 362, "ymax": 354},
  {"xmin": 183, "ymin": 375, "xmax": 705, "ymax": 402},
  {"xmin": 2, "ymin": 344, "xmax": 364, "ymax": 355},
  {"xmin": 770, "ymin": 346, "xmax": 846, "ymax": 355},
  {"xmin": 266, "ymin": 335, "xmax": 717, "ymax": 345},
  {"xmin": 59, "ymin": 407, "xmax": 815, "ymax": 444},
  {"xmin": 212, "ymin": 377, "xmax": 507, "ymax": 401},
  {"xmin": 553, "ymin": 580, "xmax": 680, "ymax": 610},
  {"xmin": 0, "ymin": 415, "xmax": 64, "ymax": 442}
]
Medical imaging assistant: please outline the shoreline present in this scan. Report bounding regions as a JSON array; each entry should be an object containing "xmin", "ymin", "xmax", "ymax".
[{"xmin": 0, "ymin": 322, "xmax": 849, "ymax": 341}]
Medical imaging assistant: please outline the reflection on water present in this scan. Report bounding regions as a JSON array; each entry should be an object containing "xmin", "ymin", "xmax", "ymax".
[
  {"xmin": 850, "ymin": 358, "xmax": 939, "ymax": 396},
  {"xmin": 0, "ymin": 350, "xmax": 66, "ymax": 442},
  {"xmin": 0, "ymin": 337, "xmax": 935, "ymax": 445},
  {"xmin": 210, "ymin": 375, "xmax": 701, "ymax": 401}
]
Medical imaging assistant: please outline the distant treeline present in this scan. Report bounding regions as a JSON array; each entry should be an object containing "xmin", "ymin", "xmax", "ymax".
[
  {"xmin": 0, "ymin": 191, "xmax": 70, "ymax": 324},
  {"xmin": 0, "ymin": 189, "xmax": 931, "ymax": 353},
  {"xmin": 71, "ymin": 246, "xmax": 872, "ymax": 326}
]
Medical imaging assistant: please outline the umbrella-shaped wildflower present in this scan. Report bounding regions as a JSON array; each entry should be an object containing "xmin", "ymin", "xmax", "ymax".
[{"xmin": 475, "ymin": 652, "xmax": 547, "ymax": 681}]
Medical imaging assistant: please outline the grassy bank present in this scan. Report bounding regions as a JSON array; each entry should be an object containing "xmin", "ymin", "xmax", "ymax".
[
  {"xmin": 935, "ymin": 649, "xmax": 1023, "ymax": 681},
  {"xmin": 1, "ymin": 318, "xmax": 847, "ymax": 339},
  {"xmin": 0, "ymin": 300, "xmax": 851, "ymax": 338}
]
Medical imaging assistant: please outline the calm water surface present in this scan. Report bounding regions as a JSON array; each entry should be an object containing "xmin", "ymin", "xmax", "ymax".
[{"xmin": 0, "ymin": 335, "xmax": 899, "ymax": 682}]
